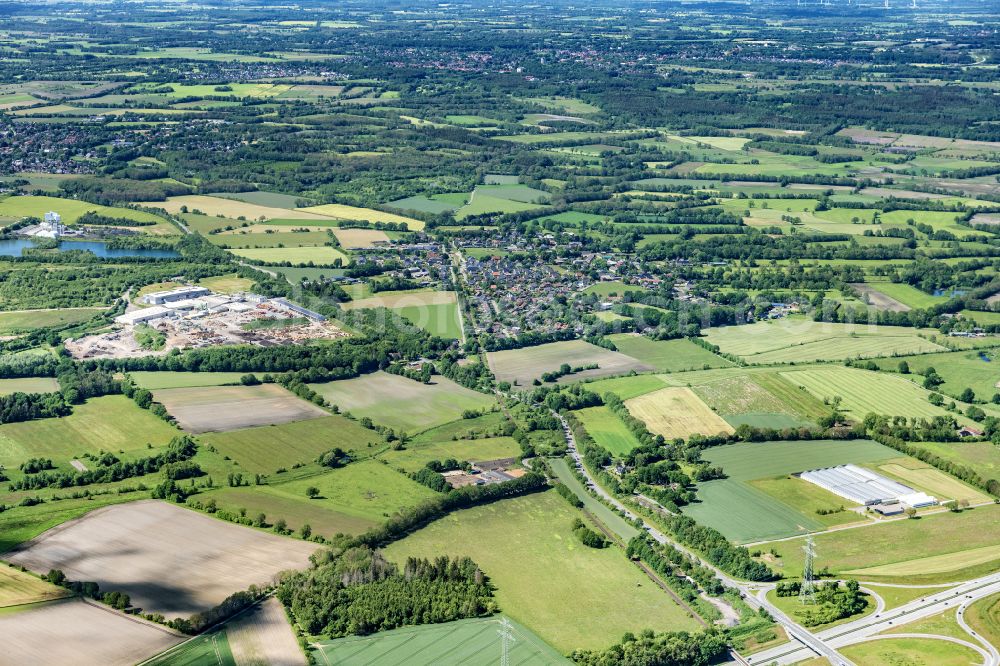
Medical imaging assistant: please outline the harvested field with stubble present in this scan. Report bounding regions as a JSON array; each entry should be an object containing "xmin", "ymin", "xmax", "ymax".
[
  {"xmin": 3, "ymin": 598, "xmax": 185, "ymax": 666},
  {"xmin": 225, "ymin": 597, "xmax": 305, "ymax": 666},
  {"xmin": 486, "ymin": 339, "xmax": 652, "ymax": 386},
  {"xmin": 4, "ymin": 501, "xmax": 317, "ymax": 618},
  {"xmin": 0, "ymin": 562, "xmax": 70, "ymax": 607},
  {"xmin": 154, "ymin": 384, "xmax": 329, "ymax": 433},
  {"xmin": 331, "ymin": 227, "xmax": 391, "ymax": 248},
  {"xmin": 625, "ymin": 387, "xmax": 734, "ymax": 440}
]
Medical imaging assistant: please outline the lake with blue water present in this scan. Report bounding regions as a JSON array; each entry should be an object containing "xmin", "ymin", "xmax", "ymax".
[{"xmin": 0, "ymin": 239, "xmax": 178, "ymax": 259}]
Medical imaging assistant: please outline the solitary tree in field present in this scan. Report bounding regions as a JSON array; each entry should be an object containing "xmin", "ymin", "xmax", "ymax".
[
  {"xmin": 904, "ymin": 507, "xmax": 917, "ymax": 519},
  {"xmin": 306, "ymin": 486, "xmax": 320, "ymax": 499}
]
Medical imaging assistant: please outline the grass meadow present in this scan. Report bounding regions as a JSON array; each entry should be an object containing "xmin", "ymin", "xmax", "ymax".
[
  {"xmin": 0, "ymin": 395, "xmax": 179, "ymax": 473},
  {"xmin": 0, "ymin": 307, "xmax": 106, "ymax": 334},
  {"xmin": 838, "ymin": 637, "xmax": 980, "ymax": 666},
  {"xmin": 0, "ymin": 195, "xmax": 169, "ymax": 226},
  {"xmin": 604, "ymin": 335, "xmax": 733, "ymax": 372},
  {"xmin": 574, "ymin": 406, "xmax": 643, "ymax": 455},
  {"xmin": 384, "ymin": 490, "xmax": 701, "ymax": 653},
  {"xmin": 308, "ymin": 372, "xmax": 495, "ymax": 434},
  {"xmin": 0, "ymin": 377, "xmax": 60, "ymax": 395},
  {"xmin": 868, "ymin": 348, "xmax": 999, "ymax": 400},
  {"xmin": 703, "ymin": 318, "xmax": 946, "ymax": 363},
  {"xmin": 780, "ymin": 366, "xmax": 961, "ymax": 422},
  {"xmin": 379, "ymin": 436, "xmax": 520, "ymax": 473},
  {"xmin": 764, "ymin": 504, "xmax": 1000, "ymax": 583},
  {"xmin": 199, "ymin": 415, "xmax": 383, "ymax": 474}
]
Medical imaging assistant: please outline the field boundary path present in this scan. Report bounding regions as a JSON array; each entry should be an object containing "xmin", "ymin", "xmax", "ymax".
[{"xmin": 552, "ymin": 411, "xmax": 858, "ymax": 666}]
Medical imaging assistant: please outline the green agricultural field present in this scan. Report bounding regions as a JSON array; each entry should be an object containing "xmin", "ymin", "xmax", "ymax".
[
  {"xmin": 143, "ymin": 630, "xmax": 234, "ymax": 666},
  {"xmin": 703, "ymin": 318, "xmax": 947, "ymax": 363},
  {"xmin": 229, "ymin": 246, "xmax": 348, "ymax": 265},
  {"xmin": 865, "ymin": 282, "xmax": 947, "ymax": 309},
  {"xmin": 604, "ymin": 335, "xmax": 732, "ymax": 372},
  {"xmin": 475, "ymin": 184, "xmax": 550, "ymax": 203},
  {"xmin": 210, "ymin": 230, "xmax": 337, "ymax": 249},
  {"xmin": 575, "ymin": 406, "xmax": 642, "ymax": 455},
  {"xmin": 199, "ymin": 415, "xmax": 383, "ymax": 474},
  {"xmin": 487, "ymin": 339, "xmax": 652, "ymax": 387},
  {"xmin": 0, "ymin": 195, "xmax": 169, "ymax": 227},
  {"xmin": 313, "ymin": 616, "xmax": 568, "ymax": 665},
  {"xmin": 210, "ymin": 190, "xmax": 307, "ymax": 209},
  {"xmin": 780, "ymin": 366, "xmax": 960, "ymax": 421},
  {"xmin": 0, "ymin": 307, "xmax": 106, "ymax": 334},
  {"xmin": 456, "ymin": 192, "xmax": 548, "ymax": 219},
  {"xmin": 683, "ymin": 439, "xmax": 897, "ymax": 543},
  {"xmin": 581, "ymin": 373, "xmax": 673, "ymax": 400},
  {"xmin": 299, "ymin": 203, "xmax": 424, "ymax": 230},
  {"xmin": 0, "ymin": 395, "xmax": 180, "ymax": 473},
  {"xmin": 308, "ymin": 372, "xmax": 496, "ymax": 434},
  {"xmin": 384, "ymin": 491, "xmax": 701, "ymax": 653},
  {"xmin": 764, "ymin": 504, "xmax": 1000, "ymax": 583},
  {"xmin": 379, "ymin": 436, "xmax": 520, "ymax": 473},
  {"xmin": 386, "ymin": 195, "xmax": 462, "ymax": 215},
  {"xmin": 0, "ymin": 377, "xmax": 59, "ymax": 395},
  {"xmin": 518, "ymin": 96, "xmax": 602, "ymax": 115},
  {"xmin": 129, "ymin": 372, "xmax": 248, "ymax": 390}
]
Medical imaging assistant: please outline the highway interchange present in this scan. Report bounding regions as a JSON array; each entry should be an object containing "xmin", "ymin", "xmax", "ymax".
[{"xmin": 553, "ymin": 412, "xmax": 999, "ymax": 666}]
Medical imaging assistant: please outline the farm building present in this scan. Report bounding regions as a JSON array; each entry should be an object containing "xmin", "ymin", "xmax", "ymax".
[
  {"xmin": 141, "ymin": 285, "xmax": 211, "ymax": 305},
  {"xmin": 800, "ymin": 464, "xmax": 937, "ymax": 508}
]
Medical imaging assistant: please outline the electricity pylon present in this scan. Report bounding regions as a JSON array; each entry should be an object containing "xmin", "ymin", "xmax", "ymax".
[
  {"xmin": 498, "ymin": 617, "xmax": 516, "ymax": 666},
  {"xmin": 799, "ymin": 536, "xmax": 817, "ymax": 605}
]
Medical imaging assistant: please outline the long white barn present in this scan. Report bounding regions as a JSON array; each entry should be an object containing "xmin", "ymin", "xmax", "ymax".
[{"xmin": 800, "ymin": 463, "xmax": 937, "ymax": 508}]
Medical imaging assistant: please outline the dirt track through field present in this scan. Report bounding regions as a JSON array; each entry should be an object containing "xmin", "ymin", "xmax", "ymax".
[{"xmin": 5, "ymin": 501, "xmax": 317, "ymax": 618}]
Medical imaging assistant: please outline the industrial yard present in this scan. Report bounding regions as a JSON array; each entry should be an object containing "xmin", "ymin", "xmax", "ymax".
[{"xmin": 66, "ymin": 286, "xmax": 347, "ymax": 359}]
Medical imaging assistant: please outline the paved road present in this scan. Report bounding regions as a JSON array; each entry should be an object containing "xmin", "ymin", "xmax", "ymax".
[
  {"xmin": 553, "ymin": 412, "xmax": 857, "ymax": 666},
  {"xmin": 748, "ymin": 571, "xmax": 1000, "ymax": 664}
]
